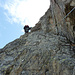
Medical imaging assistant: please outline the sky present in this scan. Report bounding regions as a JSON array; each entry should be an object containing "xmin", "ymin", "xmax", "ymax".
[{"xmin": 0, "ymin": 0, "xmax": 50, "ymax": 48}]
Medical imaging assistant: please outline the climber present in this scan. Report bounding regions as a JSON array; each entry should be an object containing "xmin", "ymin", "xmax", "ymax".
[{"xmin": 24, "ymin": 25, "xmax": 32, "ymax": 33}]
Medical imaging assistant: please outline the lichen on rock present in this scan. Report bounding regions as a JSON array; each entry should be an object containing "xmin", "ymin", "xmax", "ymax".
[{"xmin": 0, "ymin": 0, "xmax": 75, "ymax": 75}]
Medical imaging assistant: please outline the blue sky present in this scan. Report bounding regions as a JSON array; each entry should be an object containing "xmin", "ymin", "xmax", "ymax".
[{"xmin": 0, "ymin": 0, "xmax": 50, "ymax": 48}]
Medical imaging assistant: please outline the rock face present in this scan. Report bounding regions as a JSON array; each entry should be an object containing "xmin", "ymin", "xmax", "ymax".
[{"xmin": 0, "ymin": 0, "xmax": 75, "ymax": 75}]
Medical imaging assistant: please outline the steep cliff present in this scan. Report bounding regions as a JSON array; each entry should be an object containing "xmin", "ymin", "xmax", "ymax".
[{"xmin": 0, "ymin": 0, "xmax": 75, "ymax": 75}]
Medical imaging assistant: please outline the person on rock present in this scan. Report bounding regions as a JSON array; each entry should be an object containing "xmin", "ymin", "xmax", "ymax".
[{"xmin": 24, "ymin": 25, "xmax": 32, "ymax": 33}]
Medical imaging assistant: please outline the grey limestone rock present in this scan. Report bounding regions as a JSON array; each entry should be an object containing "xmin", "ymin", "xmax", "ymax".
[{"xmin": 0, "ymin": 0, "xmax": 75, "ymax": 75}]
